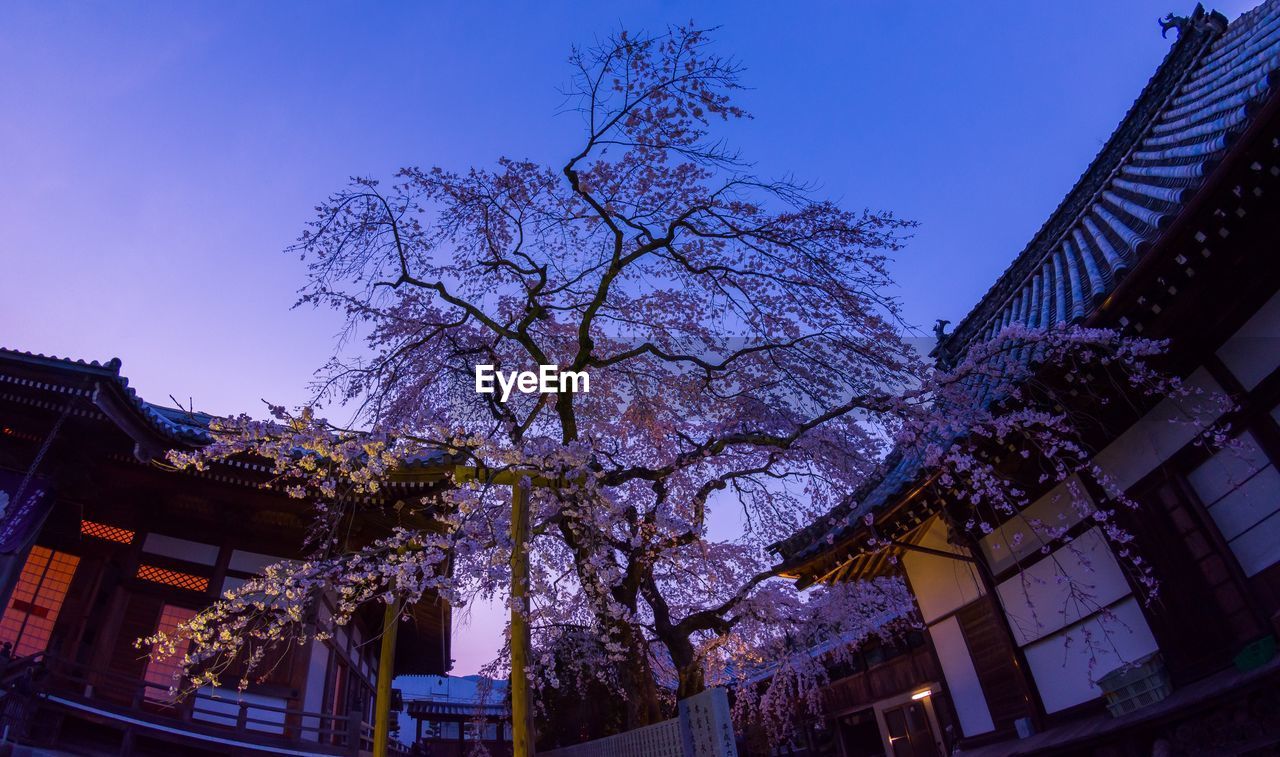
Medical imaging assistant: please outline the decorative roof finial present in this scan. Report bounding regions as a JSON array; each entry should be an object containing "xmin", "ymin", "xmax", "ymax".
[
  {"xmin": 1160, "ymin": 5, "xmax": 1226, "ymax": 39},
  {"xmin": 1160, "ymin": 12, "xmax": 1191, "ymax": 38},
  {"xmin": 930, "ymin": 319, "xmax": 955, "ymax": 370}
]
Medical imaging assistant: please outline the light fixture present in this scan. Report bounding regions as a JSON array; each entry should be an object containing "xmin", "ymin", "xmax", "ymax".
[{"xmin": 911, "ymin": 689, "xmax": 932, "ymax": 700}]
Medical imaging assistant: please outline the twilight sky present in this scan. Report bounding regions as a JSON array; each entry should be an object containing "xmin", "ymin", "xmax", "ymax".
[{"xmin": 0, "ymin": 0, "xmax": 1256, "ymax": 675}]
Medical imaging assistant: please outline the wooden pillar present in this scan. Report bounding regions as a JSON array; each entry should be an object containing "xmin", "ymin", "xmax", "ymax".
[
  {"xmin": 373, "ymin": 602, "xmax": 399, "ymax": 757},
  {"xmin": 346, "ymin": 708, "xmax": 362, "ymax": 755},
  {"xmin": 453, "ymin": 465, "xmax": 564, "ymax": 756},
  {"xmin": 510, "ymin": 478, "xmax": 533, "ymax": 757}
]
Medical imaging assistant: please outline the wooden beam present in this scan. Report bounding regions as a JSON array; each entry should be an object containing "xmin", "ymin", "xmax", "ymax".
[
  {"xmin": 453, "ymin": 464, "xmax": 583, "ymax": 489},
  {"xmin": 883, "ymin": 537, "xmax": 978, "ymax": 565}
]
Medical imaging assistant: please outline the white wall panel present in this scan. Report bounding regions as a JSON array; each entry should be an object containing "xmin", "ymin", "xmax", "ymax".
[
  {"xmin": 229, "ymin": 549, "xmax": 285, "ymax": 575},
  {"xmin": 928, "ymin": 615, "xmax": 995, "ymax": 736},
  {"xmin": 1190, "ymin": 431, "xmax": 1280, "ymax": 577},
  {"xmin": 1022, "ymin": 597, "xmax": 1158, "ymax": 713},
  {"xmin": 1187, "ymin": 432, "xmax": 1269, "ymax": 505},
  {"xmin": 1203, "ymin": 465, "xmax": 1280, "ymax": 541},
  {"xmin": 1227, "ymin": 510, "xmax": 1280, "ymax": 576},
  {"xmin": 996, "ymin": 528, "xmax": 1131, "ymax": 646},
  {"xmin": 979, "ymin": 475, "xmax": 1094, "ymax": 574},
  {"xmin": 142, "ymin": 533, "xmax": 220, "ymax": 566},
  {"xmin": 1091, "ymin": 368, "xmax": 1227, "ymax": 492},
  {"xmin": 902, "ymin": 517, "xmax": 985, "ymax": 624},
  {"xmin": 1217, "ymin": 286, "xmax": 1280, "ymax": 390},
  {"xmin": 192, "ymin": 687, "xmax": 287, "ymax": 733},
  {"xmin": 300, "ymin": 641, "xmax": 329, "ymax": 742}
]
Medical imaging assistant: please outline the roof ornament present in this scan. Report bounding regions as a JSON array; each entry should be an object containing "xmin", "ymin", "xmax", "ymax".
[
  {"xmin": 930, "ymin": 319, "xmax": 954, "ymax": 371},
  {"xmin": 932, "ymin": 319, "xmax": 951, "ymax": 341},
  {"xmin": 1160, "ymin": 5, "xmax": 1228, "ymax": 39},
  {"xmin": 1160, "ymin": 12, "xmax": 1191, "ymax": 38}
]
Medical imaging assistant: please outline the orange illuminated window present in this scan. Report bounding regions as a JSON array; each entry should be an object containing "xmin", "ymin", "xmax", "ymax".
[
  {"xmin": 136, "ymin": 565, "xmax": 209, "ymax": 593},
  {"xmin": 80, "ymin": 519, "xmax": 135, "ymax": 544},
  {"xmin": 0, "ymin": 546, "xmax": 80, "ymax": 657},
  {"xmin": 143, "ymin": 604, "xmax": 196, "ymax": 702}
]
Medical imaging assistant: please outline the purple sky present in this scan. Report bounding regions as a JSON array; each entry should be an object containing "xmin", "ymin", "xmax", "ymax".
[{"xmin": 0, "ymin": 1, "xmax": 1254, "ymax": 675}]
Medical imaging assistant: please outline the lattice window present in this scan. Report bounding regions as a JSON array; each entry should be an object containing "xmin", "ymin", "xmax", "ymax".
[
  {"xmin": 136, "ymin": 565, "xmax": 209, "ymax": 593},
  {"xmin": 143, "ymin": 604, "xmax": 196, "ymax": 702},
  {"xmin": 80, "ymin": 519, "xmax": 135, "ymax": 544},
  {"xmin": 0, "ymin": 546, "xmax": 80, "ymax": 657}
]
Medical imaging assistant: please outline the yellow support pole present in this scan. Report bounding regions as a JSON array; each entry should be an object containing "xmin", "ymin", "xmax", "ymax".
[
  {"xmin": 510, "ymin": 477, "xmax": 533, "ymax": 756},
  {"xmin": 373, "ymin": 601, "xmax": 399, "ymax": 757},
  {"xmin": 453, "ymin": 465, "xmax": 568, "ymax": 756}
]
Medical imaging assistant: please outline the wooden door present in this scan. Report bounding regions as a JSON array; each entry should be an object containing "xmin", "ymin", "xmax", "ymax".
[
  {"xmin": 954, "ymin": 597, "xmax": 1035, "ymax": 731},
  {"xmin": 881, "ymin": 701, "xmax": 939, "ymax": 757}
]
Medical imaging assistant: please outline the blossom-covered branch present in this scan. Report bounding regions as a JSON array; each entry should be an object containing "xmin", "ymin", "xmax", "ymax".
[{"xmin": 142, "ymin": 24, "xmax": 1213, "ymax": 749}]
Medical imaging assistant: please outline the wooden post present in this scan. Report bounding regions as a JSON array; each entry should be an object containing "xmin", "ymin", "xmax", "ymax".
[
  {"xmin": 347, "ymin": 708, "xmax": 363, "ymax": 755},
  {"xmin": 510, "ymin": 477, "xmax": 533, "ymax": 757},
  {"xmin": 453, "ymin": 465, "xmax": 575, "ymax": 756},
  {"xmin": 373, "ymin": 601, "xmax": 399, "ymax": 757}
]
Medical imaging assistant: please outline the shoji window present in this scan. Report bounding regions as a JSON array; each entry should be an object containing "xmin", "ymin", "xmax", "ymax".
[
  {"xmin": 143, "ymin": 604, "xmax": 197, "ymax": 702},
  {"xmin": 0, "ymin": 546, "xmax": 80, "ymax": 657},
  {"xmin": 1188, "ymin": 431, "xmax": 1280, "ymax": 577}
]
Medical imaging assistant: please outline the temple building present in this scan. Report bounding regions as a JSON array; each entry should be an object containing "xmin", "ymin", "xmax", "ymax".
[
  {"xmin": 399, "ymin": 674, "xmax": 511, "ymax": 757},
  {"xmin": 773, "ymin": 3, "xmax": 1280, "ymax": 755},
  {"xmin": 0, "ymin": 348, "xmax": 451, "ymax": 755}
]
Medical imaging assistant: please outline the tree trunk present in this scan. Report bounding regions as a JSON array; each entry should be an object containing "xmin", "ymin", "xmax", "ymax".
[
  {"xmin": 555, "ymin": 496, "xmax": 663, "ymax": 726},
  {"xmin": 617, "ymin": 623, "xmax": 664, "ymax": 727},
  {"xmin": 667, "ymin": 635, "xmax": 706, "ymax": 702}
]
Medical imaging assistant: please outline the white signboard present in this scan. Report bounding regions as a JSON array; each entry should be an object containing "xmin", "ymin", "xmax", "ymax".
[{"xmin": 679, "ymin": 688, "xmax": 738, "ymax": 757}]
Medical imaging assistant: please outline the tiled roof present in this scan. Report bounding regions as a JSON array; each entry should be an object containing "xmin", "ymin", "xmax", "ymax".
[
  {"xmin": 940, "ymin": 3, "xmax": 1245, "ymax": 358},
  {"xmin": 775, "ymin": 2, "xmax": 1280, "ymax": 568},
  {"xmin": 404, "ymin": 698, "xmax": 508, "ymax": 719},
  {"xmin": 0, "ymin": 346, "xmax": 212, "ymax": 445},
  {"xmin": 0, "ymin": 346, "xmax": 449, "ymax": 472}
]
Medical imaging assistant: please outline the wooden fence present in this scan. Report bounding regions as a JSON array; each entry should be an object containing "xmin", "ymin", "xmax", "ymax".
[{"xmin": 540, "ymin": 688, "xmax": 736, "ymax": 757}]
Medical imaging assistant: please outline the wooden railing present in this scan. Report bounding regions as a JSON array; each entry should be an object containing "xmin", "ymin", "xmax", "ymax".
[
  {"xmin": 0, "ymin": 652, "xmax": 395, "ymax": 755},
  {"xmin": 359, "ymin": 720, "xmax": 412, "ymax": 757}
]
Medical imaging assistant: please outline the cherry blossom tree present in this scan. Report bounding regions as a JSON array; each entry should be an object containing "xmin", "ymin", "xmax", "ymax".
[{"xmin": 147, "ymin": 25, "xmax": 1198, "ymax": 747}]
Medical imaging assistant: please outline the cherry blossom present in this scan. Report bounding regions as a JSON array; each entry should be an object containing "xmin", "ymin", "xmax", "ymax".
[{"xmin": 144, "ymin": 26, "xmax": 1215, "ymax": 747}]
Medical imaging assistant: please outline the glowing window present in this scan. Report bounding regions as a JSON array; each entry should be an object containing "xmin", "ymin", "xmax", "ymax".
[
  {"xmin": 0, "ymin": 546, "xmax": 80, "ymax": 657},
  {"xmin": 136, "ymin": 565, "xmax": 209, "ymax": 593},
  {"xmin": 143, "ymin": 604, "xmax": 196, "ymax": 702},
  {"xmin": 80, "ymin": 519, "xmax": 135, "ymax": 544}
]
